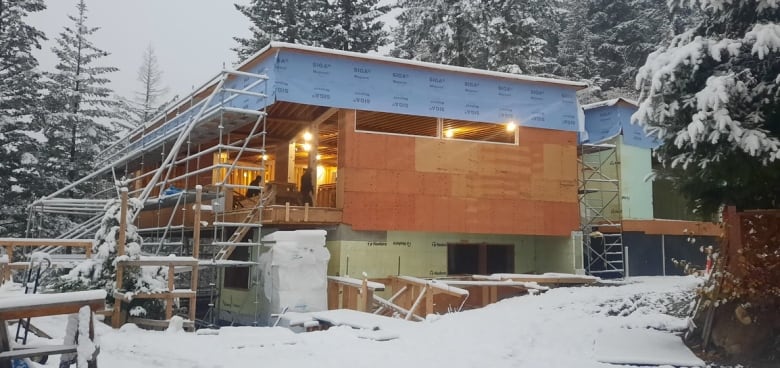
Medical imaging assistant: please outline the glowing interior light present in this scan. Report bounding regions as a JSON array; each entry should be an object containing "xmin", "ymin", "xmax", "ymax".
[
  {"xmin": 261, "ymin": 154, "xmax": 269, "ymax": 161},
  {"xmin": 316, "ymin": 154, "xmax": 322, "ymax": 160},
  {"xmin": 506, "ymin": 121, "xmax": 517, "ymax": 132},
  {"xmin": 303, "ymin": 131, "xmax": 313, "ymax": 141},
  {"xmin": 243, "ymin": 172, "xmax": 248, "ymax": 177},
  {"xmin": 302, "ymin": 143, "xmax": 312, "ymax": 152},
  {"xmin": 444, "ymin": 129, "xmax": 454, "ymax": 138},
  {"xmin": 317, "ymin": 165, "xmax": 325, "ymax": 179}
]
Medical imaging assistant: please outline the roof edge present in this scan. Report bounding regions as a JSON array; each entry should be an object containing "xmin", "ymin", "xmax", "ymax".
[
  {"xmin": 236, "ymin": 42, "xmax": 588, "ymax": 90},
  {"xmin": 582, "ymin": 97, "xmax": 638, "ymax": 111}
]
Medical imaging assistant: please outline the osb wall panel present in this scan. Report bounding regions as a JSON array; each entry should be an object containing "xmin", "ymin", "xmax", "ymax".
[{"xmin": 339, "ymin": 109, "xmax": 579, "ymax": 236}]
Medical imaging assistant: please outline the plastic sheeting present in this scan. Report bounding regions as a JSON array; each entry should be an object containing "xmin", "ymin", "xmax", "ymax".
[{"xmin": 259, "ymin": 230, "xmax": 330, "ymax": 324}]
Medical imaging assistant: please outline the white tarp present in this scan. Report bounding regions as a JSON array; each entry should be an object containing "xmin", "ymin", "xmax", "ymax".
[{"xmin": 259, "ymin": 230, "xmax": 330, "ymax": 324}]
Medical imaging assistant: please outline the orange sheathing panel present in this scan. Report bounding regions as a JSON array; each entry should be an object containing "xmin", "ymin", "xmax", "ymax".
[
  {"xmin": 447, "ymin": 198, "xmax": 467, "ymax": 232},
  {"xmin": 560, "ymin": 145, "xmax": 577, "ymax": 178},
  {"xmin": 421, "ymin": 172, "xmax": 451, "ymax": 196},
  {"xmin": 415, "ymin": 139, "xmax": 480, "ymax": 174},
  {"xmin": 621, "ymin": 219, "xmax": 722, "ymax": 236},
  {"xmin": 414, "ymin": 194, "xmax": 435, "ymax": 230},
  {"xmin": 545, "ymin": 202, "xmax": 579, "ymax": 235},
  {"xmin": 355, "ymin": 133, "xmax": 388, "ymax": 169},
  {"xmin": 396, "ymin": 170, "xmax": 418, "ymax": 195},
  {"xmin": 343, "ymin": 126, "xmax": 580, "ymax": 235},
  {"xmin": 385, "ymin": 136, "xmax": 415, "ymax": 171},
  {"xmin": 343, "ymin": 168, "xmax": 378, "ymax": 192}
]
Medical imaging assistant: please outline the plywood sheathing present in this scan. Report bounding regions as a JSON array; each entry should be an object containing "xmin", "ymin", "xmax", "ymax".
[
  {"xmin": 341, "ymin": 112, "xmax": 579, "ymax": 236},
  {"xmin": 617, "ymin": 219, "xmax": 722, "ymax": 237}
]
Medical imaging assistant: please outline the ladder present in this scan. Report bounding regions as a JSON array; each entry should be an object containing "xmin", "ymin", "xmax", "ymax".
[
  {"xmin": 15, "ymin": 256, "xmax": 52, "ymax": 345},
  {"xmin": 579, "ymin": 142, "xmax": 625, "ymax": 278},
  {"xmin": 212, "ymin": 202, "xmax": 264, "ymax": 261}
]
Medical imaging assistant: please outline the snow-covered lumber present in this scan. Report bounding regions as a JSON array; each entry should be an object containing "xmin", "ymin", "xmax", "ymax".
[
  {"xmin": 327, "ymin": 276, "xmax": 385, "ymax": 291},
  {"xmin": 395, "ymin": 276, "xmax": 469, "ymax": 296},
  {"xmin": 0, "ymin": 290, "xmax": 106, "ymax": 316}
]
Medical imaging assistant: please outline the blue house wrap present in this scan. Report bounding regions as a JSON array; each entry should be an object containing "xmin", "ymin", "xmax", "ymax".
[
  {"xmin": 131, "ymin": 43, "xmax": 587, "ymax": 153},
  {"xmin": 582, "ymin": 98, "xmax": 661, "ymax": 149}
]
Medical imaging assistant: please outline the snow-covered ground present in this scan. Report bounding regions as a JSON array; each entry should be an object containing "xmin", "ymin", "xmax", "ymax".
[{"xmin": 6, "ymin": 276, "xmax": 704, "ymax": 368}]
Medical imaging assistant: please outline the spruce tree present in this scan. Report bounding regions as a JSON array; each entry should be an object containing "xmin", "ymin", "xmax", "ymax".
[
  {"xmin": 634, "ymin": 0, "xmax": 780, "ymax": 216},
  {"xmin": 315, "ymin": 0, "xmax": 390, "ymax": 53},
  {"xmin": 392, "ymin": 0, "xmax": 559, "ymax": 74},
  {"xmin": 392, "ymin": 0, "xmax": 481, "ymax": 67},
  {"xmin": 43, "ymin": 0, "xmax": 119, "ymax": 188},
  {"xmin": 556, "ymin": 0, "xmax": 679, "ymax": 100},
  {"xmin": 233, "ymin": 0, "xmax": 317, "ymax": 61},
  {"xmin": 0, "ymin": 0, "xmax": 47, "ymax": 238}
]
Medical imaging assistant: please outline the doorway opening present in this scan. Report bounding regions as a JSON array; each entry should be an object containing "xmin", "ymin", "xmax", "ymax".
[{"xmin": 447, "ymin": 243, "xmax": 514, "ymax": 275}]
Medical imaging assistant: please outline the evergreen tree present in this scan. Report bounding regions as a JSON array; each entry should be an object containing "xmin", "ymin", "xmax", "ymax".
[
  {"xmin": 315, "ymin": 0, "xmax": 390, "ymax": 53},
  {"xmin": 391, "ymin": 0, "xmax": 559, "ymax": 74},
  {"xmin": 234, "ymin": 0, "xmax": 390, "ymax": 60},
  {"xmin": 120, "ymin": 44, "xmax": 169, "ymax": 127},
  {"xmin": 52, "ymin": 195, "xmax": 167, "ymax": 317},
  {"xmin": 0, "ymin": 0, "xmax": 47, "ymax": 238},
  {"xmin": 43, "ymin": 0, "xmax": 119, "ymax": 187},
  {"xmin": 557, "ymin": 0, "xmax": 678, "ymax": 100},
  {"xmin": 634, "ymin": 0, "xmax": 780, "ymax": 215},
  {"xmin": 391, "ymin": 0, "xmax": 478, "ymax": 67},
  {"xmin": 233, "ymin": 0, "xmax": 317, "ymax": 61}
]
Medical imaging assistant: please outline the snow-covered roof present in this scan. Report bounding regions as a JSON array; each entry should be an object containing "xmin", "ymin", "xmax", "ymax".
[
  {"xmin": 239, "ymin": 42, "xmax": 589, "ymax": 90},
  {"xmin": 582, "ymin": 97, "xmax": 638, "ymax": 111}
]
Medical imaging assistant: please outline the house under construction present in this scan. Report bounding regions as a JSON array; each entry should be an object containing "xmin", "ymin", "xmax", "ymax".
[{"xmin": 22, "ymin": 43, "xmax": 710, "ymax": 326}]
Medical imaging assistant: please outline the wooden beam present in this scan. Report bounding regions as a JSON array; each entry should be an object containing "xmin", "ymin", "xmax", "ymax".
[
  {"xmin": 118, "ymin": 188, "xmax": 128, "ymax": 257},
  {"xmin": 0, "ymin": 239, "xmax": 92, "ymax": 248},
  {"xmin": 0, "ymin": 300, "xmax": 105, "ymax": 321},
  {"xmin": 116, "ymin": 259, "xmax": 199, "ymax": 267},
  {"xmin": 166, "ymin": 266, "xmax": 175, "ymax": 319}
]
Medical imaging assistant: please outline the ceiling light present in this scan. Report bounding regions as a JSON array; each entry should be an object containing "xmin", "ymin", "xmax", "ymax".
[
  {"xmin": 303, "ymin": 143, "xmax": 311, "ymax": 152},
  {"xmin": 303, "ymin": 131, "xmax": 313, "ymax": 141}
]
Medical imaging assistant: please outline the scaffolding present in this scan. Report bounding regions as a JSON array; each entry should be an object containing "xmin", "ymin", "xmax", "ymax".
[
  {"xmin": 24, "ymin": 66, "xmax": 274, "ymax": 326},
  {"xmin": 578, "ymin": 143, "xmax": 625, "ymax": 278}
]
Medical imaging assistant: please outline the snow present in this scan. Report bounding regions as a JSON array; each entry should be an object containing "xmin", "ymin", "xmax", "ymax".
[
  {"xmin": 77, "ymin": 305, "xmax": 97, "ymax": 368},
  {"xmin": 745, "ymin": 23, "xmax": 780, "ymax": 59},
  {"xmin": 18, "ymin": 129, "xmax": 47, "ymax": 144},
  {"xmin": 595, "ymin": 328, "xmax": 704, "ymax": 367},
  {"xmin": 309, "ymin": 309, "xmax": 414, "ymax": 332},
  {"xmin": 581, "ymin": 97, "xmax": 638, "ymax": 111},
  {"xmin": 0, "ymin": 290, "xmax": 106, "ymax": 310},
  {"xmin": 5, "ymin": 276, "xmax": 706, "ymax": 367}
]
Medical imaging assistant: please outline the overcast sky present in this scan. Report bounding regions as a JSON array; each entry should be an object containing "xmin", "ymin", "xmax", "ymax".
[{"xmin": 28, "ymin": 0, "xmax": 252, "ymax": 102}]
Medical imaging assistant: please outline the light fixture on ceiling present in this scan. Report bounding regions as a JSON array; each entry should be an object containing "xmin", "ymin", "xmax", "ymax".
[
  {"xmin": 303, "ymin": 131, "xmax": 313, "ymax": 141},
  {"xmin": 302, "ymin": 143, "xmax": 312, "ymax": 152}
]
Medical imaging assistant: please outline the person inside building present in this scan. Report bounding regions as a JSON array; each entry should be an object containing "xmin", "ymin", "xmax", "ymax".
[
  {"xmin": 300, "ymin": 168, "xmax": 314, "ymax": 205},
  {"xmin": 246, "ymin": 175, "xmax": 262, "ymax": 198}
]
